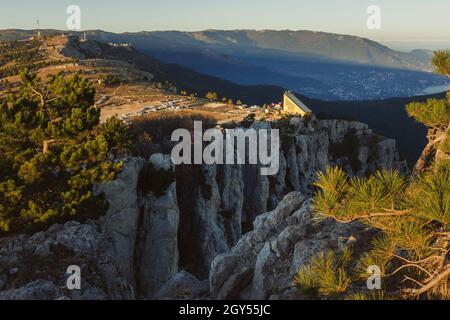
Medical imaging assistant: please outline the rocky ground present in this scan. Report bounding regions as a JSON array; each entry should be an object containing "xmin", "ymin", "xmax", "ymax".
[{"xmin": 0, "ymin": 117, "xmax": 407, "ymax": 300}]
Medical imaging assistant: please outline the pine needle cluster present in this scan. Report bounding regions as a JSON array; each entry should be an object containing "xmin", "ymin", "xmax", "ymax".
[{"xmin": 295, "ymin": 51, "xmax": 450, "ymax": 299}]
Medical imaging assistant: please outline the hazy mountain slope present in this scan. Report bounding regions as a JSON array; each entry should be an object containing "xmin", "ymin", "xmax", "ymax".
[
  {"xmin": 62, "ymin": 36, "xmax": 443, "ymax": 165},
  {"xmin": 1, "ymin": 31, "xmax": 441, "ymax": 165},
  {"xmin": 86, "ymin": 29, "xmax": 432, "ymax": 71},
  {"xmin": 0, "ymin": 28, "xmax": 437, "ymax": 75},
  {"xmin": 62, "ymin": 38, "xmax": 287, "ymax": 104},
  {"xmin": 81, "ymin": 30, "xmax": 448, "ymax": 101},
  {"xmin": 409, "ymin": 49, "xmax": 435, "ymax": 63},
  {"xmin": 2, "ymin": 29, "xmax": 448, "ymax": 101},
  {"xmin": 198, "ymin": 30, "xmax": 433, "ymax": 70}
]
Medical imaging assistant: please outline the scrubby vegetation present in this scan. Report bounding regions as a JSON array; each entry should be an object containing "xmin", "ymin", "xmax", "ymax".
[
  {"xmin": 329, "ymin": 129, "xmax": 362, "ymax": 173},
  {"xmin": 296, "ymin": 51, "xmax": 450, "ymax": 299},
  {"xmin": 0, "ymin": 40, "xmax": 42, "ymax": 68},
  {"xmin": 295, "ymin": 247, "xmax": 353, "ymax": 298},
  {"xmin": 0, "ymin": 40, "xmax": 72, "ymax": 78},
  {"xmin": 0, "ymin": 69, "xmax": 133, "ymax": 234},
  {"xmin": 406, "ymin": 92, "xmax": 450, "ymax": 174},
  {"xmin": 99, "ymin": 73, "xmax": 122, "ymax": 86},
  {"xmin": 130, "ymin": 111, "xmax": 218, "ymax": 157}
]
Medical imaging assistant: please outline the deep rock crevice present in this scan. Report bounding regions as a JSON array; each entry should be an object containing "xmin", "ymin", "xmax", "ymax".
[{"xmin": 0, "ymin": 117, "xmax": 408, "ymax": 300}]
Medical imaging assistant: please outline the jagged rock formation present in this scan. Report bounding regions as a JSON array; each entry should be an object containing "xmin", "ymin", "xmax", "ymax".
[
  {"xmin": 0, "ymin": 117, "xmax": 407, "ymax": 300},
  {"xmin": 94, "ymin": 157, "xmax": 145, "ymax": 290},
  {"xmin": 209, "ymin": 192, "xmax": 375, "ymax": 300},
  {"xmin": 135, "ymin": 154, "xmax": 180, "ymax": 299},
  {"xmin": 0, "ymin": 221, "xmax": 128, "ymax": 300},
  {"xmin": 156, "ymin": 271, "xmax": 209, "ymax": 300},
  {"xmin": 414, "ymin": 125, "xmax": 450, "ymax": 174},
  {"xmin": 175, "ymin": 118, "xmax": 407, "ymax": 278}
]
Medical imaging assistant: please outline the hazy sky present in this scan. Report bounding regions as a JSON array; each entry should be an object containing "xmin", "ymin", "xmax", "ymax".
[{"xmin": 1, "ymin": 0, "xmax": 449, "ymax": 50}]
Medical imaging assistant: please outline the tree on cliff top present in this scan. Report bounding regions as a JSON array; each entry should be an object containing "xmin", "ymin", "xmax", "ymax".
[
  {"xmin": 407, "ymin": 50, "xmax": 450, "ymax": 174},
  {"xmin": 296, "ymin": 51, "xmax": 450, "ymax": 300},
  {"xmin": 0, "ymin": 70, "xmax": 133, "ymax": 234}
]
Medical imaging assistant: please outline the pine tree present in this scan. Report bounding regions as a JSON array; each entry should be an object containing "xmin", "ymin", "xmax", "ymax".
[
  {"xmin": 432, "ymin": 50, "xmax": 450, "ymax": 78},
  {"xmin": 407, "ymin": 50, "xmax": 450, "ymax": 174},
  {"xmin": 296, "ymin": 51, "xmax": 450, "ymax": 300},
  {"xmin": 0, "ymin": 69, "xmax": 131, "ymax": 234}
]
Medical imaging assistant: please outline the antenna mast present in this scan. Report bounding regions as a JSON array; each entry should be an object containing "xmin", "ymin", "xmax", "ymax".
[{"xmin": 36, "ymin": 18, "xmax": 42, "ymax": 40}]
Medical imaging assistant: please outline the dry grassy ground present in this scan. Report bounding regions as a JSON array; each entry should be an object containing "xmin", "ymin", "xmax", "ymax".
[{"xmin": 0, "ymin": 35, "xmax": 282, "ymax": 125}]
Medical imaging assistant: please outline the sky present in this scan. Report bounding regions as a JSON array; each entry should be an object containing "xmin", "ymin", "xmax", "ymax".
[{"xmin": 1, "ymin": 0, "xmax": 449, "ymax": 50}]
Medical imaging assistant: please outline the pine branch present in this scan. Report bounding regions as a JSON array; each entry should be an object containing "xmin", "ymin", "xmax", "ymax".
[
  {"xmin": 392, "ymin": 254, "xmax": 441, "ymax": 265},
  {"xmin": 389, "ymin": 263, "xmax": 433, "ymax": 278},
  {"xmin": 403, "ymin": 264, "xmax": 450, "ymax": 297},
  {"xmin": 414, "ymin": 133, "xmax": 447, "ymax": 175},
  {"xmin": 402, "ymin": 276, "xmax": 425, "ymax": 288},
  {"xmin": 325, "ymin": 209, "xmax": 411, "ymax": 224},
  {"xmin": 435, "ymin": 59, "xmax": 450, "ymax": 78}
]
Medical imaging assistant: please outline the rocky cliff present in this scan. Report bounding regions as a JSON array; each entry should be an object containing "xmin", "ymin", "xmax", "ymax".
[{"xmin": 0, "ymin": 117, "xmax": 407, "ymax": 300}]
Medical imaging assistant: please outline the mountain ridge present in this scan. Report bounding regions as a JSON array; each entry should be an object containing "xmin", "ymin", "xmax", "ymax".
[
  {"xmin": 0, "ymin": 28, "xmax": 436, "ymax": 71},
  {"xmin": 60, "ymin": 36, "xmax": 443, "ymax": 165},
  {"xmin": 78, "ymin": 29, "xmax": 448, "ymax": 100},
  {"xmin": 0, "ymin": 34, "xmax": 446, "ymax": 164}
]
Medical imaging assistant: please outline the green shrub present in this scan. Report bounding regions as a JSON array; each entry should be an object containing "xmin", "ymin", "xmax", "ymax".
[
  {"xmin": 294, "ymin": 248, "xmax": 353, "ymax": 298},
  {"xmin": 0, "ymin": 70, "xmax": 131, "ymax": 234}
]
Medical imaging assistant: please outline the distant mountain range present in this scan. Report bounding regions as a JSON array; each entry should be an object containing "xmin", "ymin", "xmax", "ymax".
[
  {"xmin": 86, "ymin": 29, "xmax": 433, "ymax": 70},
  {"xmin": 1, "ymin": 29, "xmax": 448, "ymax": 101},
  {"xmin": 0, "ymin": 29, "xmax": 447, "ymax": 164},
  {"xmin": 0, "ymin": 29, "xmax": 435, "ymax": 69},
  {"xmin": 61, "ymin": 37, "xmax": 288, "ymax": 104},
  {"xmin": 60, "ymin": 36, "xmax": 440, "ymax": 165},
  {"xmin": 83, "ymin": 29, "xmax": 450, "ymax": 100}
]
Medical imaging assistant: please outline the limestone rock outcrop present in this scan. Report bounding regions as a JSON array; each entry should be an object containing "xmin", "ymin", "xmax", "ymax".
[
  {"xmin": 0, "ymin": 117, "xmax": 407, "ymax": 300},
  {"xmin": 209, "ymin": 192, "xmax": 375, "ymax": 300},
  {"xmin": 135, "ymin": 154, "xmax": 180, "ymax": 298},
  {"xmin": 0, "ymin": 220, "xmax": 127, "ymax": 300},
  {"xmin": 95, "ymin": 157, "xmax": 145, "ymax": 288}
]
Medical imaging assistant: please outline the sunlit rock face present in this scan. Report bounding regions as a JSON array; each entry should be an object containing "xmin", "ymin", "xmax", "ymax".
[{"xmin": 0, "ymin": 117, "xmax": 407, "ymax": 300}]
